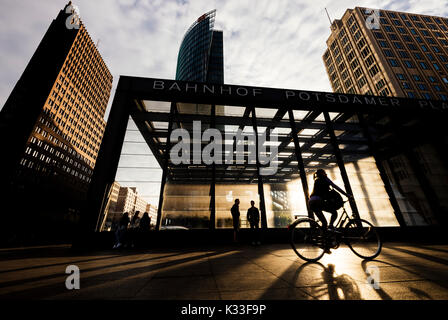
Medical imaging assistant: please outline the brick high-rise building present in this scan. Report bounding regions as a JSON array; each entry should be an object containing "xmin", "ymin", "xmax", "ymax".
[
  {"xmin": 322, "ymin": 8, "xmax": 448, "ymax": 226},
  {"xmin": 100, "ymin": 186, "xmax": 151, "ymax": 231},
  {"xmin": 323, "ymin": 7, "xmax": 448, "ymax": 100},
  {"xmin": 0, "ymin": 2, "xmax": 112, "ymax": 241}
]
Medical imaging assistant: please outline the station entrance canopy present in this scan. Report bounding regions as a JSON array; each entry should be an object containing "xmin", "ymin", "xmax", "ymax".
[{"xmin": 85, "ymin": 76, "xmax": 448, "ymax": 232}]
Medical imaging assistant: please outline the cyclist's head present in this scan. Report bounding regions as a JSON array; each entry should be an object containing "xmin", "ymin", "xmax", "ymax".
[{"xmin": 314, "ymin": 169, "xmax": 327, "ymax": 179}]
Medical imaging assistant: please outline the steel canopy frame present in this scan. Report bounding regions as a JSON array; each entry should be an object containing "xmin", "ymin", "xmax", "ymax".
[{"xmin": 82, "ymin": 76, "xmax": 448, "ymax": 233}]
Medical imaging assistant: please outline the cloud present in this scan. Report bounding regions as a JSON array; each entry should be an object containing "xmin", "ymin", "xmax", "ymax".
[
  {"xmin": 1, "ymin": 0, "xmax": 447, "ymax": 204},
  {"xmin": 1, "ymin": 0, "xmax": 448, "ymax": 116}
]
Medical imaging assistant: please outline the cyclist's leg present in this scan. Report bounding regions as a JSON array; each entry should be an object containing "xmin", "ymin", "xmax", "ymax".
[
  {"xmin": 328, "ymin": 209, "xmax": 338, "ymax": 228},
  {"xmin": 322, "ymin": 202, "xmax": 338, "ymax": 229},
  {"xmin": 309, "ymin": 200, "xmax": 328, "ymax": 229}
]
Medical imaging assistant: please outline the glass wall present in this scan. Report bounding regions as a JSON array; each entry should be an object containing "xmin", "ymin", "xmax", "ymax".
[
  {"xmin": 99, "ymin": 113, "xmax": 162, "ymax": 231},
  {"xmin": 104, "ymin": 96, "xmax": 447, "ymax": 230},
  {"xmin": 331, "ymin": 113, "xmax": 399, "ymax": 226},
  {"xmin": 159, "ymin": 102, "xmax": 212, "ymax": 229}
]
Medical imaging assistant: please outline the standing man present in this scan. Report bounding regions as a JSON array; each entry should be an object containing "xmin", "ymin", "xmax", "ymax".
[
  {"xmin": 230, "ymin": 199, "xmax": 240, "ymax": 243},
  {"xmin": 247, "ymin": 200, "xmax": 261, "ymax": 245}
]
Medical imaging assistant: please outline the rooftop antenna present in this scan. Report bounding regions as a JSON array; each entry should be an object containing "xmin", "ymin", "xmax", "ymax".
[{"xmin": 325, "ymin": 8, "xmax": 332, "ymax": 26}]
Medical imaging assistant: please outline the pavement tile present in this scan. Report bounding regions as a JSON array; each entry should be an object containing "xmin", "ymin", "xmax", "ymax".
[
  {"xmin": 0, "ymin": 243, "xmax": 447, "ymax": 300},
  {"xmin": 135, "ymin": 275, "xmax": 218, "ymax": 299},
  {"xmin": 355, "ymin": 280, "xmax": 448, "ymax": 300},
  {"xmin": 220, "ymin": 287, "xmax": 311, "ymax": 300},
  {"xmin": 214, "ymin": 272, "xmax": 289, "ymax": 292}
]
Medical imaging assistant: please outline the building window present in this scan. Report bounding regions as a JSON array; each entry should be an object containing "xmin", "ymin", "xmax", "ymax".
[
  {"xmin": 384, "ymin": 49, "xmax": 394, "ymax": 57},
  {"xmin": 369, "ymin": 65, "xmax": 379, "ymax": 77},
  {"xmin": 433, "ymin": 63, "xmax": 441, "ymax": 71},
  {"xmin": 422, "ymin": 93, "xmax": 432, "ymax": 100},
  {"xmin": 419, "ymin": 62, "xmax": 429, "ymax": 70},
  {"xmin": 389, "ymin": 59, "xmax": 400, "ymax": 67},
  {"xmin": 374, "ymin": 32, "xmax": 385, "ymax": 39},
  {"xmin": 413, "ymin": 75, "xmax": 422, "ymax": 81},
  {"xmin": 396, "ymin": 73, "xmax": 406, "ymax": 80},
  {"xmin": 388, "ymin": 33, "xmax": 399, "ymax": 41},
  {"xmin": 404, "ymin": 60, "xmax": 415, "ymax": 68},
  {"xmin": 417, "ymin": 83, "xmax": 427, "ymax": 90},
  {"xmin": 403, "ymin": 82, "xmax": 411, "ymax": 89},
  {"xmin": 426, "ymin": 53, "xmax": 435, "ymax": 61},
  {"xmin": 388, "ymin": 12, "xmax": 397, "ymax": 19},
  {"xmin": 379, "ymin": 88, "xmax": 390, "ymax": 96},
  {"xmin": 357, "ymin": 76, "xmax": 367, "ymax": 88},
  {"xmin": 398, "ymin": 51, "xmax": 409, "ymax": 58},
  {"xmin": 414, "ymin": 52, "xmax": 423, "ymax": 60},
  {"xmin": 407, "ymin": 92, "xmax": 416, "ymax": 98}
]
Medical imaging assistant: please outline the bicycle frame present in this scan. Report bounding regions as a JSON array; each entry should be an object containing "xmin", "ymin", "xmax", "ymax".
[
  {"xmin": 289, "ymin": 202, "xmax": 382, "ymax": 261},
  {"xmin": 334, "ymin": 205, "xmax": 351, "ymax": 229}
]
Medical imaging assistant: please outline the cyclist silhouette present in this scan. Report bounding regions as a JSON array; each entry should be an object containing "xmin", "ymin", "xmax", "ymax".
[
  {"xmin": 308, "ymin": 169, "xmax": 353, "ymax": 233},
  {"xmin": 290, "ymin": 262, "xmax": 361, "ymax": 300}
]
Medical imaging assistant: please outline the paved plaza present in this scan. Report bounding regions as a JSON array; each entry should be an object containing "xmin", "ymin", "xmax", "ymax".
[{"xmin": 0, "ymin": 242, "xmax": 447, "ymax": 300}]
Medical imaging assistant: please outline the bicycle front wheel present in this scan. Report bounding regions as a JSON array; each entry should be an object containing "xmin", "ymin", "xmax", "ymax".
[
  {"xmin": 290, "ymin": 218, "xmax": 326, "ymax": 262},
  {"xmin": 344, "ymin": 219, "xmax": 382, "ymax": 260}
]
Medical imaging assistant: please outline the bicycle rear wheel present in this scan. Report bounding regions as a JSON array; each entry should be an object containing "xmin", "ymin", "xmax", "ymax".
[
  {"xmin": 290, "ymin": 218, "xmax": 326, "ymax": 262},
  {"xmin": 344, "ymin": 219, "xmax": 382, "ymax": 260}
]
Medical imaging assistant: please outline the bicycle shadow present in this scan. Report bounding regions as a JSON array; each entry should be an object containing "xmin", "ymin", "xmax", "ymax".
[{"xmin": 292, "ymin": 262, "xmax": 362, "ymax": 300}]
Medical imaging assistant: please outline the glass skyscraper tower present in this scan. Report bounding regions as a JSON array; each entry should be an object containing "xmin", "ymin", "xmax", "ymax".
[{"xmin": 175, "ymin": 9, "xmax": 224, "ymax": 83}]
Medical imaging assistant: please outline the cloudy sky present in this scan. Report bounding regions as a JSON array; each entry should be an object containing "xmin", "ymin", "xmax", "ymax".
[
  {"xmin": 1, "ymin": 0, "xmax": 447, "ymax": 207},
  {"xmin": 1, "ymin": 0, "xmax": 448, "ymax": 115}
]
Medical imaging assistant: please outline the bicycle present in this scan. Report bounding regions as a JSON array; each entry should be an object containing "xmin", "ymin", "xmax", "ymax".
[{"xmin": 288, "ymin": 201, "xmax": 382, "ymax": 262}]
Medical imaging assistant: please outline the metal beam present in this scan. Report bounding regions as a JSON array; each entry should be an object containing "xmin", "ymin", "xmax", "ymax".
[
  {"xmin": 251, "ymin": 107, "xmax": 268, "ymax": 229},
  {"xmin": 324, "ymin": 111, "xmax": 361, "ymax": 220},
  {"xmin": 155, "ymin": 102, "xmax": 176, "ymax": 231},
  {"xmin": 288, "ymin": 107, "xmax": 312, "ymax": 218}
]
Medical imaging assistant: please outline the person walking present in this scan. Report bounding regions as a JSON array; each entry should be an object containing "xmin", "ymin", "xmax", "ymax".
[
  {"xmin": 230, "ymin": 199, "xmax": 240, "ymax": 243},
  {"xmin": 247, "ymin": 200, "xmax": 261, "ymax": 245},
  {"xmin": 130, "ymin": 211, "xmax": 140, "ymax": 229},
  {"xmin": 139, "ymin": 212, "xmax": 151, "ymax": 232},
  {"xmin": 113, "ymin": 212, "xmax": 130, "ymax": 249}
]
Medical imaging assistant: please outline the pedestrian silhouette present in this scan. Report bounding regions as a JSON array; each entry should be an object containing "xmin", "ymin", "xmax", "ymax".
[
  {"xmin": 230, "ymin": 199, "xmax": 240, "ymax": 243},
  {"xmin": 247, "ymin": 200, "xmax": 261, "ymax": 245},
  {"xmin": 130, "ymin": 211, "xmax": 140, "ymax": 229},
  {"xmin": 113, "ymin": 212, "xmax": 129, "ymax": 249},
  {"xmin": 139, "ymin": 212, "xmax": 151, "ymax": 232}
]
